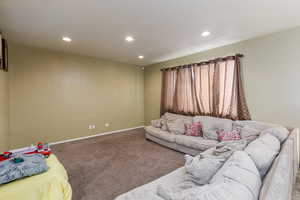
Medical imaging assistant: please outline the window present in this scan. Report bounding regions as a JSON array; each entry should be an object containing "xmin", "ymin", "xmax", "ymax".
[{"xmin": 160, "ymin": 55, "xmax": 251, "ymax": 120}]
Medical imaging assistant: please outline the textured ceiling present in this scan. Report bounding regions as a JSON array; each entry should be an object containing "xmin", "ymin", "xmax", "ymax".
[{"xmin": 1, "ymin": 0, "xmax": 300, "ymax": 66}]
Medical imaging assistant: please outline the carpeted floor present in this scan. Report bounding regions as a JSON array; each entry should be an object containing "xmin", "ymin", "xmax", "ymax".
[
  {"xmin": 52, "ymin": 128, "xmax": 300, "ymax": 200},
  {"xmin": 52, "ymin": 128, "xmax": 184, "ymax": 200}
]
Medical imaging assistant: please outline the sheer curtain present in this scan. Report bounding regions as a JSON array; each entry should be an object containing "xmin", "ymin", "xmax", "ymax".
[{"xmin": 160, "ymin": 55, "xmax": 251, "ymax": 120}]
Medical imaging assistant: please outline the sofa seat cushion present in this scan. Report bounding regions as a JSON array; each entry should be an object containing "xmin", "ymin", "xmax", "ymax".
[
  {"xmin": 175, "ymin": 135, "xmax": 218, "ymax": 151},
  {"xmin": 145, "ymin": 126, "xmax": 175, "ymax": 142}
]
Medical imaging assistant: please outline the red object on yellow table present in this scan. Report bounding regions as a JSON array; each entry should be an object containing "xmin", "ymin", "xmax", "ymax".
[{"xmin": 0, "ymin": 142, "xmax": 52, "ymax": 162}]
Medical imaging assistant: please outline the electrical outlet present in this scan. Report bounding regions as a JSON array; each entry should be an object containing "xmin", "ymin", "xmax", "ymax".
[
  {"xmin": 88, "ymin": 125, "xmax": 96, "ymax": 130},
  {"xmin": 105, "ymin": 123, "xmax": 110, "ymax": 127}
]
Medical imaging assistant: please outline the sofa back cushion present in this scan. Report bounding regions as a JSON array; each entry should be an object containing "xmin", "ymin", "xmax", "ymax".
[
  {"xmin": 162, "ymin": 112, "xmax": 193, "ymax": 123},
  {"xmin": 233, "ymin": 120, "xmax": 278, "ymax": 132},
  {"xmin": 245, "ymin": 134, "xmax": 280, "ymax": 177},
  {"xmin": 193, "ymin": 116, "xmax": 233, "ymax": 140},
  {"xmin": 259, "ymin": 129, "xmax": 297, "ymax": 200},
  {"xmin": 167, "ymin": 118, "xmax": 186, "ymax": 135},
  {"xmin": 260, "ymin": 126, "xmax": 289, "ymax": 143}
]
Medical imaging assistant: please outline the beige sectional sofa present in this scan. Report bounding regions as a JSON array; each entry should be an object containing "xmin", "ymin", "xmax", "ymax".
[{"xmin": 115, "ymin": 113, "xmax": 300, "ymax": 200}]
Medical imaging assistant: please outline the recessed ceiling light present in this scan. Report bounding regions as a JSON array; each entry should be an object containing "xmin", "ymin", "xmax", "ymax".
[
  {"xmin": 62, "ymin": 36, "xmax": 72, "ymax": 42},
  {"xmin": 138, "ymin": 55, "xmax": 144, "ymax": 59},
  {"xmin": 125, "ymin": 36, "xmax": 134, "ymax": 42},
  {"xmin": 201, "ymin": 31, "xmax": 210, "ymax": 37}
]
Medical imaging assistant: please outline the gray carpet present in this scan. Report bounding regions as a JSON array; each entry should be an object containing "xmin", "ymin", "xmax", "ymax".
[
  {"xmin": 52, "ymin": 128, "xmax": 300, "ymax": 200},
  {"xmin": 52, "ymin": 128, "xmax": 184, "ymax": 200}
]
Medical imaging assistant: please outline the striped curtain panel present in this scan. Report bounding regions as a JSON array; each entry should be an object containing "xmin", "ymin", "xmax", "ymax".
[{"xmin": 160, "ymin": 55, "xmax": 251, "ymax": 120}]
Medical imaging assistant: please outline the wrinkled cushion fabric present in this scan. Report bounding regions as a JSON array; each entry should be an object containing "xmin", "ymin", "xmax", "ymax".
[
  {"xmin": 245, "ymin": 134, "xmax": 280, "ymax": 177},
  {"xmin": 151, "ymin": 119, "xmax": 163, "ymax": 128},
  {"xmin": 175, "ymin": 135, "xmax": 218, "ymax": 151},
  {"xmin": 0, "ymin": 154, "xmax": 48, "ymax": 184},
  {"xmin": 185, "ymin": 122, "xmax": 202, "ymax": 137},
  {"xmin": 217, "ymin": 130, "xmax": 241, "ymax": 142},
  {"xmin": 201, "ymin": 140, "xmax": 247, "ymax": 160},
  {"xmin": 184, "ymin": 155, "xmax": 225, "ymax": 185},
  {"xmin": 260, "ymin": 126, "xmax": 289, "ymax": 143}
]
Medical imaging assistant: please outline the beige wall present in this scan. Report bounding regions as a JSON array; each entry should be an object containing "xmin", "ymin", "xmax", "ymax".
[
  {"xmin": 9, "ymin": 43, "xmax": 144, "ymax": 149},
  {"xmin": 0, "ymin": 70, "xmax": 9, "ymax": 151},
  {"xmin": 145, "ymin": 27, "xmax": 300, "ymax": 130}
]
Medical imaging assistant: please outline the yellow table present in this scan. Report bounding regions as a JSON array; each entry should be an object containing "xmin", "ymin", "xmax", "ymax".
[{"xmin": 0, "ymin": 154, "xmax": 72, "ymax": 200}]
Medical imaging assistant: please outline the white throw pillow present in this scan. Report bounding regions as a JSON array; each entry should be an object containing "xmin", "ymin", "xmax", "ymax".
[
  {"xmin": 245, "ymin": 133, "xmax": 280, "ymax": 177},
  {"xmin": 260, "ymin": 126, "xmax": 289, "ymax": 143},
  {"xmin": 151, "ymin": 119, "xmax": 162, "ymax": 128},
  {"xmin": 184, "ymin": 154, "xmax": 225, "ymax": 185}
]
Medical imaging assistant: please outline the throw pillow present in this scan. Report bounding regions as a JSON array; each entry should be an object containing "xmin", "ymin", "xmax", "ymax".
[
  {"xmin": 185, "ymin": 122, "xmax": 202, "ymax": 137},
  {"xmin": 161, "ymin": 119, "xmax": 168, "ymax": 131},
  {"xmin": 184, "ymin": 154, "xmax": 225, "ymax": 185},
  {"xmin": 260, "ymin": 126, "xmax": 289, "ymax": 143},
  {"xmin": 217, "ymin": 130, "xmax": 241, "ymax": 142},
  {"xmin": 150, "ymin": 119, "xmax": 162, "ymax": 128},
  {"xmin": 245, "ymin": 133, "xmax": 280, "ymax": 177}
]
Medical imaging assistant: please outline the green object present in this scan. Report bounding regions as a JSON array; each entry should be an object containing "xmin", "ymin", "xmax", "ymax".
[{"xmin": 12, "ymin": 157, "xmax": 24, "ymax": 163}]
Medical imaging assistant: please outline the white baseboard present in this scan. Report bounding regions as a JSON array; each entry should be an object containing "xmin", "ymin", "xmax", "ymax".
[
  {"xmin": 10, "ymin": 126, "xmax": 145, "ymax": 152},
  {"xmin": 50, "ymin": 126, "xmax": 145, "ymax": 146}
]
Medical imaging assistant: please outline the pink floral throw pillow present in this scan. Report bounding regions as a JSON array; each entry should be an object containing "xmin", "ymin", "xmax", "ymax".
[
  {"xmin": 217, "ymin": 130, "xmax": 241, "ymax": 142},
  {"xmin": 185, "ymin": 122, "xmax": 202, "ymax": 137}
]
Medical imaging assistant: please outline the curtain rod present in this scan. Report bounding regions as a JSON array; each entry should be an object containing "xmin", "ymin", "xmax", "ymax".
[{"xmin": 161, "ymin": 54, "xmax": 243, "ymax": 71}]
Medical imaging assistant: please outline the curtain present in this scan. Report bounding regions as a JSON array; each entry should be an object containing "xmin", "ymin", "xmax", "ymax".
[
  {"xmin": 160, "ymin": 55, "xmax": 251, "ymax": 120},
  {"xmin": 0, "ymin": 34, "xmax": 8, "ymax": 72}
]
